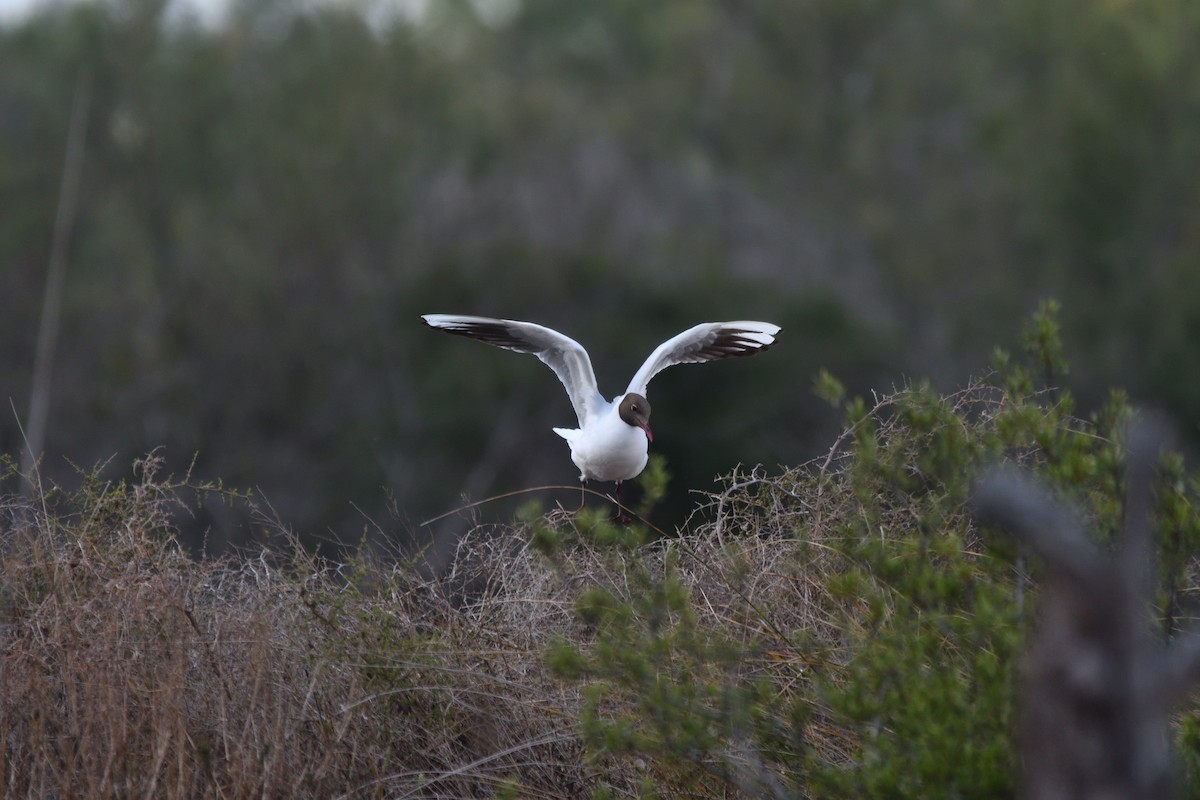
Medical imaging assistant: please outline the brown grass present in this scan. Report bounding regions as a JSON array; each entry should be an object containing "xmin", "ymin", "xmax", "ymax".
[
  {"xmin": 1, "ymin": 385, "xmax": 1021, "ymax": 798},
  {"xmin": 0, "ymin": 458, "xmax": 585, "ymax": 798}
]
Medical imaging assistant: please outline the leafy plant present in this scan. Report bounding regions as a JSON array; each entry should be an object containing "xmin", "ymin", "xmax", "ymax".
[{"xmin": 544, "ymin": 302, "xmax": 1200, "ymax": 797}]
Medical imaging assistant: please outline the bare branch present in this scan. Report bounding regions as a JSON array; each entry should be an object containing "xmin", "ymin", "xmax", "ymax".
[
  {"xmin": 970, "ymin": 420, "xmax": 1186, "ymax": 800},
  {"xmin": 971, "ymin": 467, "xmax": 1103, "ymax": 584}
]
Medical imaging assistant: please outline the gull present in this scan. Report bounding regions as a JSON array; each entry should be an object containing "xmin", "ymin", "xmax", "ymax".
[{"xmin": 421, "ymin": 314, "xmax": 781, "ymax": 521}]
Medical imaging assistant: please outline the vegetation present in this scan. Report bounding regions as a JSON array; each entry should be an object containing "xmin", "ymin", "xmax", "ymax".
[
  {"xmin": 4, "ymin": 308, "xmax": 1199, "ymax": 797},
  {"xmin": 4, "ymin": 0, "xmax": 1200, "ymax": 793}
]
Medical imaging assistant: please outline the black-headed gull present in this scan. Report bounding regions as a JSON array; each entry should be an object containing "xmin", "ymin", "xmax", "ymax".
[{"xmin": 421, "ymin": 315, "xmax": 781, "ymax": 519}]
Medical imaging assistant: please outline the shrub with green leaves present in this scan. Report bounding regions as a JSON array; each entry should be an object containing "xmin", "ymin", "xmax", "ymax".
[{"xmin": 543, "ymin": 301, "xmax": 1200, "ymax": 798}]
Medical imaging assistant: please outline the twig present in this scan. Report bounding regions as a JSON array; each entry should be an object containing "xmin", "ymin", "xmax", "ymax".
[{"xmin": 420, "ymin": 483, "xmax": 663, "ymax": 535}]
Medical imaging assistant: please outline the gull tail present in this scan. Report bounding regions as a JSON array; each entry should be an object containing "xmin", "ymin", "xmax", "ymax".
[{"xmin": 553, "ymin": 427, "xmax": 580, "ymax": 443}]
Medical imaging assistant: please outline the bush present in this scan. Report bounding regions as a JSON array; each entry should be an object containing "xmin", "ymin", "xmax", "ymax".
[{"xmin": 544, "ymin": 302, "xmax": 1200, "ymax": 797}]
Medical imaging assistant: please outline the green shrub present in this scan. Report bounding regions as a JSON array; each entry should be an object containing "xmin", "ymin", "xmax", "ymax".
[{"xmin": 546, "ymin": 301, "xmax": 1200, "ymax": 798}]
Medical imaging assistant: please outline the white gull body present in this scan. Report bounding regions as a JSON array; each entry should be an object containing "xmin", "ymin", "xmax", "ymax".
[
  {"xmin": 551, "ymin": 400, "xmax": 650, "ymax": 483},
  {"xmin": 421, "ymin": 315, "xmax": 781, "ymax": 489}
]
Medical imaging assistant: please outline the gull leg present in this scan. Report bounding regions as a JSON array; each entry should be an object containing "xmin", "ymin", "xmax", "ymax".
[{"xmin": 612, "ymin": 480, "xmax": 633, "ymax": 524}]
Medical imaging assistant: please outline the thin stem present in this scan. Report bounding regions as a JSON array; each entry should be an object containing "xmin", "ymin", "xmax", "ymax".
[{"xmin": 21, "ymin": 68, "xmax": 92, "ymax": 494}]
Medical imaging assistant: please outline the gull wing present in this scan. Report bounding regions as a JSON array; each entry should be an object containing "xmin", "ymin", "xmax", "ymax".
[
  {"xmin": 624, "ymin": 321, "xmax": 781, "ymax": 398},
  {"xmin": 421, "ymin": 314, "xmax": 605, "ymax": 426}
]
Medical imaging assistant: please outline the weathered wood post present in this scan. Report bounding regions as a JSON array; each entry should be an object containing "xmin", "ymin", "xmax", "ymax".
[{"xmin": 972, "ymin": 420, "xmax": 1200, "ymax": 800}]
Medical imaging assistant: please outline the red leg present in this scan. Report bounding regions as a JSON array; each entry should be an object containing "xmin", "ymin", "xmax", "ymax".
[{"xmin": 612, "ymin": 481, "xmax": 633, "ymax": 524}]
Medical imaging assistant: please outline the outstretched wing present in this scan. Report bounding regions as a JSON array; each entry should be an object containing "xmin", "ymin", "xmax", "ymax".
[
  {"xmin": 421, "ymin": 314, "xmax": 605, "ymax": 426},
  {"xmin": 624, "ymin": 321, "xmax": 781, "ymax": 398}
]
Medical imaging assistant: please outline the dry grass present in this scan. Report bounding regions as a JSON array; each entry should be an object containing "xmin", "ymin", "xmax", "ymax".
[
  {"xmin": 0, "ymin": 458, "xmax": 589, "ymax": 798},
  {"xmin": 0, "ymin": 443, "xmax": 863, "ymax": 799}
]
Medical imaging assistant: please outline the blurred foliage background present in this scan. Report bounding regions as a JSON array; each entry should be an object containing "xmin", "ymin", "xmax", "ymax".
[{"xmin": 3, "ymin": 0, "xmax": 1199, "ymax": 551}]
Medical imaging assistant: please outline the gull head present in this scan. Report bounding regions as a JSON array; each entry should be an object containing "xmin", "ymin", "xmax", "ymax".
[{"xmin": 619, "ymin": 393, "xmax": 653, "ymax": 442}]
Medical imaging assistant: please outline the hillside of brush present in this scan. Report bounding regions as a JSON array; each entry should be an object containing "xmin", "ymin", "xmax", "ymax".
[{"xmin": 4, "ymin": 311, "xmax": 1200, "ymax": 799}]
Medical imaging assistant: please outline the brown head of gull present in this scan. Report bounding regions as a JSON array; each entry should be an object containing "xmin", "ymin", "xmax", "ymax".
[{"xmin": 618, "ymin": 393, "xmax": 652, "ymax": 442}]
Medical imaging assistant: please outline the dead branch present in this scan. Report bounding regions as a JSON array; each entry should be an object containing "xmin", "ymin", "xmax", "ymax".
[{"xmin": 972, "ymin": 417, "xmax": 1195, "ymax": 800}]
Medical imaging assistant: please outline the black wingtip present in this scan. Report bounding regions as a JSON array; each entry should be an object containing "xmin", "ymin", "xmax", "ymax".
[
  {"xmin": 697, "ymin": 328, "xmax": 778, "ymax": 360},
  {"xmin": 421, "ymin": 316, "xmax": 540, "ymax": 353}
]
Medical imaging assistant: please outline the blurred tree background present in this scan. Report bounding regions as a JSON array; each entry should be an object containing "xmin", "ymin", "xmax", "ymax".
[{"xmin": 2, "ymin": 0, "xmax": 1199, "ymax": 552}]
